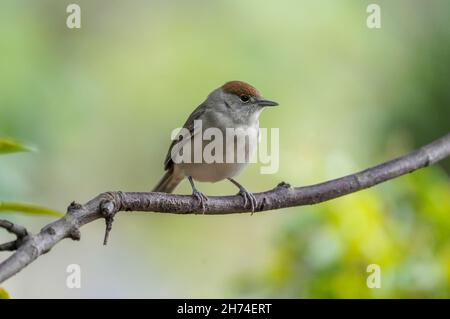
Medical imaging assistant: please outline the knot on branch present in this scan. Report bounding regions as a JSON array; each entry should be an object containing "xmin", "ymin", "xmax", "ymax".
[
  {"xmin": 44, "ymin": 226, "xmax": 56, "ymax": 235},
  {"xmin": 69, "ymin": 227, "xmax": 81, "ymax": 241},
  {"xmin": 67, "ymin": 201, "xmax": 83, "ymax": 213},
  {"xmin": 276, "ymin": 181, "xmax": 292, "ymax": 189}
]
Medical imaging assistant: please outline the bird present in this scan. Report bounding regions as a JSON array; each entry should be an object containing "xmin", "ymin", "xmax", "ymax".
[{"xmin": 152, "ymin": 80, "xmax": 278, "ymax": 212}]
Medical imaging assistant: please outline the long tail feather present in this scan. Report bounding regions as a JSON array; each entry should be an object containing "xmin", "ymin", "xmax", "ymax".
[{"xmin": 152, "ymin": 168, "xmax": 183, "ymax": 193}]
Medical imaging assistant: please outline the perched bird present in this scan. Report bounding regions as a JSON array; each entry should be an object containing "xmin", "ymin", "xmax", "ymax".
[{"xmin": 152, "ymin": 80, "xmax": 278, "ymax": 212}]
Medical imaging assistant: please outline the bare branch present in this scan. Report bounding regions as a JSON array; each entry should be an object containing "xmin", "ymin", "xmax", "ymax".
[
  {"xmin": 0, "ymin": 132, "xmax": 449, "ymax": 283},
  {"xmin": 0, "ymin": 220, "xmax": 29, "ymax": 251}
]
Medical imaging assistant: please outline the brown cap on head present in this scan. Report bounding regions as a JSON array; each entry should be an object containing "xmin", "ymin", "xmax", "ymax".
[{"xmin": 222, "ymin": 81, "xmax": 261, "ymax": 98}]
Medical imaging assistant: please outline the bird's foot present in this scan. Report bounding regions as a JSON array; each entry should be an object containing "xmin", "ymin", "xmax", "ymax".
[
  {"xmin": 237, "ymin": 188, "xmax": 257, "ymax": 214},
  {"xmin": 192, "ymin": 189, "xmax": 208, "ymax": 213}
]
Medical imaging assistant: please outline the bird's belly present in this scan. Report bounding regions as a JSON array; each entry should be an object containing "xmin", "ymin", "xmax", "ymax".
[
  {"xmin": 174, "ymin": 120, "xmax": 258, "ymax": 182},
  {"xmin": 178, "ymin": 162, "xmax": 248, "ymax": 182}
]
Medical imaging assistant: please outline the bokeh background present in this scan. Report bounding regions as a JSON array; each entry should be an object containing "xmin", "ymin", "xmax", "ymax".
[{"xmin": 1, "ymin": 0, "xmax": 449, "ymax": 298}]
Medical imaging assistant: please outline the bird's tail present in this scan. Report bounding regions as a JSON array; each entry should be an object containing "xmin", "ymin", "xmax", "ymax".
[{"xmin": 152, "ymin": 168, "xmax": 183, "ymax": 193}]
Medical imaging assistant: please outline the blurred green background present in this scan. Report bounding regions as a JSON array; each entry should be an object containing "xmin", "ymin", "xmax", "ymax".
[{"xmin": 1, "ymin": 0, "xmax": 449, "ymax": 298}]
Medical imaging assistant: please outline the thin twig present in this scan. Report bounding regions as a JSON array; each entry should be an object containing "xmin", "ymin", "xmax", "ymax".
[{"xmin": 0, "ymin": 220, "xmax": 29, "ymax": 252}]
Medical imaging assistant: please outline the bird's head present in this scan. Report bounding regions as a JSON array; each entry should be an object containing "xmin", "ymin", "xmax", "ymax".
[
  {"xmin": 204, "ymin": 81, "xmax": 278, "ymax": 124},
  {"xmin": 220, "ymin": 80, "xmax": 278, "ymax": 110}
]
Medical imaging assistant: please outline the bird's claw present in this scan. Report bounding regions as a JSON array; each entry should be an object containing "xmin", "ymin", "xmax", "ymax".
[
  {"xmin": 238, "ymin": 189, "xmax": 257, "ymax": 214},
  {"xmin": 192, "ymin": 189, "xmax": 208, "ymax": 213}
]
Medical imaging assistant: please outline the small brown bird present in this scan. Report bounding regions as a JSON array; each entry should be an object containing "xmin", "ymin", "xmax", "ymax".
[{"xmin": 152, "ymin": 81, "xmax": 278, "ymax": 211}]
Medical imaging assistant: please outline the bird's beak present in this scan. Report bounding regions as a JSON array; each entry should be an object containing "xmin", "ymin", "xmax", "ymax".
[{"xmin": 257, "ymin": 98, "xmax": 279, "ymax": 107}]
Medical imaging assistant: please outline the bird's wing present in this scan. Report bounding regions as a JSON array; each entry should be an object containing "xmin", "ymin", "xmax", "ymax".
[{"xmin": 163, "ymin": 104, "xmax": 207, "ymax": 170}]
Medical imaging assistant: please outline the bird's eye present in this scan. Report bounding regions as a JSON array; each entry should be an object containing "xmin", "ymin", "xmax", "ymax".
[{"xmin": 240, "ymin": 95, "xmax": 250, "ymax": 103}]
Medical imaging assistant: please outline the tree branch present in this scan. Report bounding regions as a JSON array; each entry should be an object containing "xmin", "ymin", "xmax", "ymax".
[
  {"xmin": 0, "ymin": 133, "xmax": 449, "ymax": 283},
  {"xmin": 0, "ymin": 220, "xmax": 29, "ymax": 251}
]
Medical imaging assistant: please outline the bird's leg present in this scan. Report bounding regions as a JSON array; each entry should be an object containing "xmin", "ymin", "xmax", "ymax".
[
  {"xmin": 227, "ymin": 178, "xmax": 257, "ymax": 214},
  {"xmin": 188, "ymin": 176, "xmax": 208, "ymax": 213}
]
